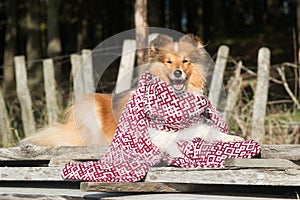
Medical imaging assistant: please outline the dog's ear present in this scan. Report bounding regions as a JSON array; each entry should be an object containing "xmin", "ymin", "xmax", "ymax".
[
  {"xmin": 148, "ymin": 34, "xmax": 173, "ymax": 60},
  {"xmin": 149, "ymin": 34, "xmax": 173, "ymax": 53},
  {"xmin": 179, "ymin": 34, "xmax": 204, "ymax": 49}
]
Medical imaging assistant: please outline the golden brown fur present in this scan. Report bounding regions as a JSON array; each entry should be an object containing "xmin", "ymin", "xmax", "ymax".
[
  {"xmin": 147, "ymin": 34, "xmax": 207, "ymax": 94},
  {"xmin": 21, "ymin": 34, "xmax": 211, "ymax": 147}
]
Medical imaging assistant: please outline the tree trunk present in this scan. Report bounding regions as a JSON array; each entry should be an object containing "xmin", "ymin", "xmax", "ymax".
[
  {"xmin": 169, "ymin": 1, "xmax": 181, "ymax": 31},
  {"xmin": 148, "ymin": 0, "xmax": 164, "ymax": 27},
  {"xmin": 47, "ymin": 0, "xmax": 62, "ymax": 106},
  {"xmin": 298, "ymin": 0, "xmax": 300, "ymax": 51},
  {"xmin": 196, "ymin": 0, "xmax": 204, "ymax": 39},
  {"xmin": 26, "ymin": 0, "xmax": 43, "ymax": 88},
  {"xmin": 77, "ymin": 1, "xmax": 88, "ymax": 51},
  {"xmin": 297, "ymin": 0, "xmax": 300, "ymax": 67},
  {"xmin": 47, "ymin": 0, "xmax": 62, "ymax": 57},
  {"xmin": 134, "ymin": 0, "xmax": 148, "ymax": 66},
  {"xmin": 187, "ymin": 0, "xmax": 204, "ymax": 39},
  {"xmin": 3, "ymin": 0, "xmax": 17, "ymax": 92},
  {"xmin": 209, "ymin": 1, "xmax": 226, "ymax": 38}
]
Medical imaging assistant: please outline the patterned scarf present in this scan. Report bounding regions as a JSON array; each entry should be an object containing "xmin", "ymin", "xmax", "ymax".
[{"xmin": 62, "ymin": 72, "xmax": 260, "ymax": 182}]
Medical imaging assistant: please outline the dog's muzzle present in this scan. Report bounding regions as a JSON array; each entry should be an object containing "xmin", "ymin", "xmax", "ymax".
[{"xmin": 170, "ymin": 69, "xmax": 186, "ymax": 92}]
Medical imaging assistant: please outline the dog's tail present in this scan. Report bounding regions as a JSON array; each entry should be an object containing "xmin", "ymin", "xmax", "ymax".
[
  {"xmin": 20, "ymin": 122, "xmax": 85, "ymax": 146},
  {"xmin": 20, "ymin": 94, "xmax": 114, "ymax": 147}
]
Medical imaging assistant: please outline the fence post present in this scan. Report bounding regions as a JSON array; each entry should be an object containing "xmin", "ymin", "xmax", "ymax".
[
  {"xmin": 71, "ymin": 54, "xmax": 84, "ymax": 100},
  {"xmin": 14, "ymin": 56, "xmax": 35, "ymax": 137},
  {"xmin": 251, "ymin": 47, "xmax": 270, "ymax": 142},
  {"xmin": 115, "ymin": 33, "xmax": 158, "ymax": 93},
  {"xmin": 43, "ymin": 58, "xmax": 59, "ymax": 125},
  {"xmin": 81, "ymin": 49, "xmax": 95, "ymax": 94},
  {"xmin": 115, "ymin": 40, "xmax": 136, "ymax": 93},
  {"xmin": 208, "ymin": 45, "xmax": 229, "ymax": 109},
  {"xmin": 0, "ymin": 87, "xmax": 11, "ymax": 147},
  {"xmin": 224, "ymin": 61, "xmax": 243, "ymax": 125}
]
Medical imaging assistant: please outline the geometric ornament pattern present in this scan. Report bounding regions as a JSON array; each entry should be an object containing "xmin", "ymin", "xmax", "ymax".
[{"xmin": 61, "ymin": 72, "xmax": 261, "ymax": 182}]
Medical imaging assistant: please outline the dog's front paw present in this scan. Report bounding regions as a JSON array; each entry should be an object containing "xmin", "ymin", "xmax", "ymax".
[
  {"xmin": 164, "ymin": 143, "xmax": 184, "ymax": 158},
  {"xmin": 219, "ymin": 134, "xmax": 244, "ymax": 143}
]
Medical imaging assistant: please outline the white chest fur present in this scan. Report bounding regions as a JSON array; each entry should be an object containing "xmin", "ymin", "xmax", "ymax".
[{"xmin": 148, "ymin": 122, "xmax": 235, "ymax": 158}]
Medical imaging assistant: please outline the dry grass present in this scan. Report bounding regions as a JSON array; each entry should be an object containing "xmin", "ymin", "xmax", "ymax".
[{"xmin": 228, "ymin": 92, "xmax": 300, "ymax": 144}]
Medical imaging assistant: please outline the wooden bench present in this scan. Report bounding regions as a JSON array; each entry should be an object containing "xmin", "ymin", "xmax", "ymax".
[{"xmin": 0, "ymin": 144, "xmax": 299, "ymax": 199}]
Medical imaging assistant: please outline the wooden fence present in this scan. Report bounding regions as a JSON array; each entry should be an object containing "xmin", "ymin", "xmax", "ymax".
[
  {"xmin": 0, "ymin": 50, "xmax": 95, "ymax": 147},
  {"xmin": 0, "ymin": 36, "xmax": 297, "ymax": 147}
]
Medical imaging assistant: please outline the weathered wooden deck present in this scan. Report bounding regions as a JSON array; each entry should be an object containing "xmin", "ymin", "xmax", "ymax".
[{"xmin": 0, "ymin": 144, "xmax": 299, "ymax": 199}]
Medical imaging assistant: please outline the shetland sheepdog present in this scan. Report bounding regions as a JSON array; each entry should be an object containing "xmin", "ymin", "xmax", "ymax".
[{"xmin": 21, "ymin": 34, "xmax": 243, "ymax": 154}]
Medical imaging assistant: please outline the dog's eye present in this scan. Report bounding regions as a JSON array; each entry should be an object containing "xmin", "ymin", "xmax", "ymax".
[
  {"xmin": 166, "ymin": 60, "xmax": 172, "ymax": 64},
  {"xmin": 183, "ymin": 59, "xmax": 189, "ymax": 64}
]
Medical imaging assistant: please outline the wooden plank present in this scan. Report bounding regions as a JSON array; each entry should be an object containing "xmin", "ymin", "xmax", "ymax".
[
  {"xmin": 145, "ymin": 167, "xmax": 300, "ymax": 186},
  {"xmin": 1, "ymin": 145, "xmax": 300, "ymax": 161},
  {"xmin": 208, "ymin": 45, "xmax": 229, "ymax": 109},
  {"xmin": 0, "ymin": 87, "xmax": 11, "ymax": 147},
  {"xmin": 225, "ymin": 158, "xmax": 300, "ymax": 169},
  {"xmin": 0, "ymin": 146, "xmax": 108, "ymax": 161},
  {"xmin": 1, "ymin": 165, "xmax": 299, "ymax": 186},
  {"xmin": 115, "ymin": 39, "xmax": 136, "ymax": 93},
  {"xmin": 0, "ymin": 188, "xmax": 294, "ymax": 200},
  {"xmin": 0, "ymin": 166, "xmax": 62, "ymax": 181},
  {"xmin": 100, "ymin": 194, "xmax": 294, "ymax": 200},
  {"xmin": 42, "ymin": 58, "xmax": 59, "ymax": 125},
  {"xmin": 81, "ymin": 182, "xmax": 200, "ymax": 193},
  {"xmin": 83, "ymin": 181, "xmax": 299, "ymax": 197},
  {"xmin": 14, "ymin": 55, "xmax": 35, "ymax": 137},
  {"xmin": 70, "ymin": 54, "xmax": 84, "ymax": 100},
  {"xmin": 0, "ymin": 187, "xmax": 107, "ymax": 200},
  {"xmin": 261, "ymin": 144, "xmax": 300, "ymax": 160},
  {"xmin": 81, "ymin": 49, "xmax": 95, "ymax": 94},
  {"xmin": 251, "ymin": 47, "xmax": 270, "ymax": 142}
]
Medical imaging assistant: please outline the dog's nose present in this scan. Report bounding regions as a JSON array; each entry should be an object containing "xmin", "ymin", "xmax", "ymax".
[{"xmin": 174, "ymin": 70, "xmax": 182, "ymax": 78}]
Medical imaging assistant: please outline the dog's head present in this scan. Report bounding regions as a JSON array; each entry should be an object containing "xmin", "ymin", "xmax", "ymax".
[{"xmin": 147, "ymin": 34, "xmax": 207, "ymax": 95}]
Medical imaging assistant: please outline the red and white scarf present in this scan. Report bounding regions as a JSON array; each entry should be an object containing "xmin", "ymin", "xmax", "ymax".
[{"xmin": 62, "ymin": 72, "xmax": 260, "ymax": 182}]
